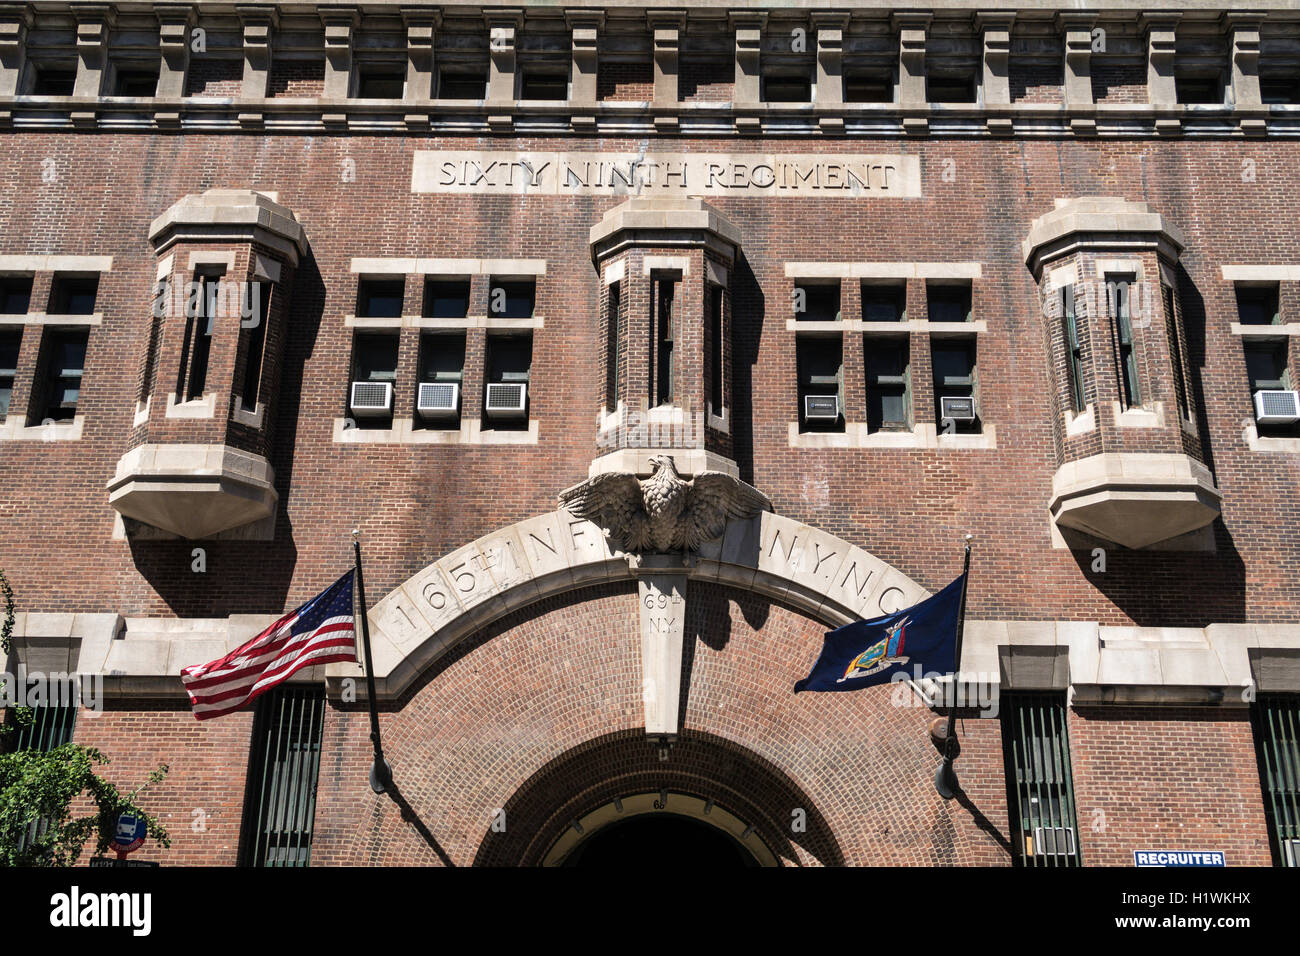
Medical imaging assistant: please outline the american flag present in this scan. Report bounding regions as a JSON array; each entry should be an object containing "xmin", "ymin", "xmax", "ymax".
[{"xmin": 181, "ymin": 570, "xmax": 358, "ymax": 720}]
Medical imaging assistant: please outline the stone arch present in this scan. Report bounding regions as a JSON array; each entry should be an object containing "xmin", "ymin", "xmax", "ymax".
[{"xmin": 334, "ymin": 509, "xmax": 929, "ymax": 701}]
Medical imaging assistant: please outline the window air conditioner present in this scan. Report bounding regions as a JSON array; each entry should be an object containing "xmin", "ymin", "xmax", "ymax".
[
  {"xmin": 1253, "ymin": 389, "xmax": 1300, "ymax": 425},
  {"xmin": 803, "ymin": 394, "xmax": 840, "ymax": 421},
  {"xmin": 416, "ymin": 382, "xmax": 459, "ymax": 419},
  {"xmin": 485, "ymin": 382, "xmax": 527, "ymax": 417},
  {"xmin": 1032, "ymin": 825, "xmax": 1076, "ymax": 857},
  {"xmin": 349, "ymin": 381, "xmax": 392, "ymax": 417},
  {"xmin": 940, "ymin": 396, "xmax": 977, "ymax": 422}
]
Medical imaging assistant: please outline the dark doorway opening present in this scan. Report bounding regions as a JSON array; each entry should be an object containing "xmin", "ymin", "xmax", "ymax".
[{"xmin": 562, "ymin": 813, "xmax": 759, "ymax": 868}]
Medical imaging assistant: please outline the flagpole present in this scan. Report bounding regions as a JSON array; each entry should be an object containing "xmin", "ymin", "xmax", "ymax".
[
  {"xmin": 935, "ymin": 534, "xmax": 973, "ymax": 800},
  {"xmin": 352, "ymin": 529, "xmax": 392, "ymax": 795}
]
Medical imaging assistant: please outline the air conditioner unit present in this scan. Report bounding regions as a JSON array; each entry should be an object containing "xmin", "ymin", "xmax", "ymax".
[
  {"xmin": 940, "ymin": 395, "xmax": 977, "ymax": 422},
  {"xmin": 1253, "ymin": 389, "xmax": 1300, "ymax": 425},
  {"xmin": 416, "ymin": 382, "xmax": 459, "ymax": 419},
  {"xmin": 485, "ymin": 382, "xmax": 527, "ymax": 418},
  {"xmin": 1032, "ymin": 825, "xmax": 1076, "ymax": 857},
  {"xmin": 349, "ymin": 381, "xmax": 392, "ymax": 417},
  {"xmin": 803, "ymin": 394, "xmax": 840, "ymax": 421}
]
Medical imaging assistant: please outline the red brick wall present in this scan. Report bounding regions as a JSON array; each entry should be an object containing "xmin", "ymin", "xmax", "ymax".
[
  {"xmin": 597, "ymin": 61, "xmax": 653, "ymax": 101},
  {"xmin": 1068, "ymin": 706, "xmax": 1272, "ymax": 866}
]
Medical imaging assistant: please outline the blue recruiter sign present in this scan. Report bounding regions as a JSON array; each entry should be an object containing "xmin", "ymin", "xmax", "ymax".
[
  {"xmin": 1134, "ymin": 850, "xmax": 1226, "ymax": 867},
  {"xmin": 112, "ymin": 813, "xmax": 147, "ymax": 856}
]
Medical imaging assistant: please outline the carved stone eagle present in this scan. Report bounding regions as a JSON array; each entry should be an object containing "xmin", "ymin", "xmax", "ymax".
[{"xmin": 558, "ymin": 455, "xmax": 771, "ymax": 554}]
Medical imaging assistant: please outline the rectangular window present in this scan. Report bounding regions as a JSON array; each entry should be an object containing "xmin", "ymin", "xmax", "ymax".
[
  {"xmin": 1261, "ymin": 75, "xmax": 1300, "ymax": 105},
  {"xmin": 605, "ymin": 281, "xmax": 622, "ymax": 410},
  {"xmin": 488, "ymin": 278, "xmax": 535, "ymax": 319},
  {"xmin": 355, "ymin": 68, "xmax": 405, "ymax": 99},
  {"xmin": 651, "ymin": 276, "xmax": 677, "ymax": 407},
  {"xmin": 865, "ymin": 337, "xmax": 910, "ymax": 432},
  {"xmin": 519, "ymin": 71, "xmax": 568, "ymax": 100},
  {"xmin": 113, "ymin": 66, "xmax": 159, "ymax": 97},
  {"xmin": 48, "ymin": 274, "xmax": 98, "ymax": 315},
  {"xmin": 1107, "ymin": 276, "xmax": 1141, "ymax": 408},
  {"xmin": 31, "ymin": 65, "xmax": 76, "ymax": 96},
  {"xmin": 357, "ymin": 278, "xmax": 405, "ymax": 319},
  {"xmin": 177, "ymin": 270, "xmax": 220, "ymax": 402},
  {"xmin": 238, "ymin": 686, "xmax": 327, "ymax": 868},
  {"xmin": 1244, "ymin": 339, "xmax": 1288, "ymax": 392},
  {"xmin": 1235, "ymin": 284, "xmax": 1280, "ymax": 326},
  {"xmin": 1002, "ymin": 693, "xmax": 1083, "ymax": 867},
  {"xmin": 796, "ymin": 335, "xmax": 843, "ymax": 432},
  {"xmin": 931, "ymin": 338, "xmax": 979, "ymax": 433},
  {"xmin": 438, "ymin": 69, "xmax": 487, "ymax": 99},
  {"xmin": 795, "ymin": 281, "xmax": 840, "ymax": 322},
  {"xmin": 1251, "ymin": 695, "xmax": 1300, "ymax": 867},
  {"xmin": 926, "ymin": 73, "xmax": 977, "ymax": 103},
  {"xmin": 0, "ymin": 329, "xmax": 20, "ymax": 418},
  {"xmin": 483, "ymin": 333, "xmax": 532, "ymax": 427},
  {"xmin": 1163, "ymin": 285, "xmax": 1190, "ymax": 422},
  {"xmin": 1062, "ymin": 285, "xmax": 1085, "ymax": 413},
  {"xmin": 416, "ymin": 332, "xmax": 466, "ymax": 428},
  {"xmin": 764, "ymin": 74, "xmax": 812, "ymax": 103},
  {"xmin": 861, "ymin": 282, "xmax": 905, "ymax": 323},
  {"xmin": 1175, "ymin": 75, "xmax": 1221, "ymax": 105},
  {"xmin": 349, "ymin": 332, "xmax": 398, "ymax": 427},
  {"xmin": 843, "ymin": 72, "xmax": 892, "ymax": 103},
  {"xmin": 0, "ymin": 275, "xmax": 32, "ymax": 315},
  {"xmin": 6, "ymin": 697, "xmax": 77, "ymax": 860},
  {"xmin": 422, "ymin": 278, "xmax": 470, "ymax": 319},
  {"xmin": 239, "ymin": 281, "xmax": 273, "ymax": 412},
  {"xmin": 36, "ymin": 326, "xmax": 89, "ymax": 423},
  {"xmin": 927, "ymin": 282, "xmax": 971, "ymax": 324},
  {"xmin": 708, "ymin": 283, "xmax": 723, "ymax": 415}
]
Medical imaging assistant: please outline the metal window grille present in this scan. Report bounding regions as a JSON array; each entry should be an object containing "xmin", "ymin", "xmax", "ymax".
[
  {"xmin": 7, "ymin": 697, "xmax": 78, "ymax": 856},
  {"xmin": 239, "ymin": 686, "xmax": 327, "ymax": 868},
  {"xmin": 1251, "ymin": 695, "xmax": 1300, "ymax": 867},
  {"xmin": 1002, "ymin": 693, "xmax": 1083, "ymax": 867}
]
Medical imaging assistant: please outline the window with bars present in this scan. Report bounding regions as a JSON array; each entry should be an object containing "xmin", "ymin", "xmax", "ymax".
[
  {"xmin": 1251, "ymin": 695, "xmax": 1300, "ymax": 867},
  {"xmin": 1001, "ymin": 693, "xmax": 1083, "ymax": 867},
  {"xmin": 238, "ymin": 686, "xmax": 327, "ymax": 868},
  {"xmin": 5, "ymin": 698, "xmax": 78, "ymax": 857}
]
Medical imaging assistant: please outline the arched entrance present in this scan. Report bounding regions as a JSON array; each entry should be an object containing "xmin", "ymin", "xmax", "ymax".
[{"xmin": 555, "ymin": 801, "xmax": 764, "ymax": 868}]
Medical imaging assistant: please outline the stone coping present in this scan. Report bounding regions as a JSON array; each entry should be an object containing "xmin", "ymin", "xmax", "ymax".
[
  {"xmin": 589, "ymin": 196, "xmax": 743, "ymax": 251},
  {"xmin": 1023, "ymin": 196, "xmax": 1189, "ymax": 275},
  {"xmin": 148, "ymin": 188, "xmax": 308, "ymax": 262}
]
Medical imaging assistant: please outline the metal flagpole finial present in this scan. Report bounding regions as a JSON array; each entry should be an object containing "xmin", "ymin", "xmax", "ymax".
[{"xmin": 351, "ymin": 527, "xmax": 360, "ymax": 540}]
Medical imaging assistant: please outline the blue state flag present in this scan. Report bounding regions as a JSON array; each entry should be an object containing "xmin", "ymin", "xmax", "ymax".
[{"xmin": 794, "ymin": 572, "xmax": 966, "ymax": 693}]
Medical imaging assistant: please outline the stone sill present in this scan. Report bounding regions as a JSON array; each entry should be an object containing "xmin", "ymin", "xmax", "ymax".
[
  {"xmin": 1231, "ymin": 322, "xmax": 1300, "ymax": 337},
  {"xmin": 350, "ymin": 256, "xmax": 547, "ymax": 276},
  {"xmin": 789, "ymin": 318, "xmax": 987, "ymax": 335},
  {"xmin": 345, "ymin": 314, "xmax": 544, "ymax": 330},
  {"xmin": 331, "ymin": 416, "xmax": 539, "ymax": 444},
  {"xmin": 0, "ymin": 414, "xmax": 84, "ymax": 441},
  {"xmin": 0, "ymin": 312, "xmax": 102, "ymax": 326},
  {"xmin": 788, "ymin": 421, "xmax": 996, "ymax": 449},
  {"xmin": 1243, "ymin": 422, "xmax": 1300, "ymax": 453}
]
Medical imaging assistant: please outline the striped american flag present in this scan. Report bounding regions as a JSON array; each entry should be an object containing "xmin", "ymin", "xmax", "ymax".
[{"xmin": 181, "ymin": 570, "xmax": 358, "ymax": 720}]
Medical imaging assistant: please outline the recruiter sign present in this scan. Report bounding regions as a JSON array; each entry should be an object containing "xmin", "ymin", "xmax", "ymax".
[{"xmin": 1134, "ymin": 850, "xmax": 1227, "ymax": 867}]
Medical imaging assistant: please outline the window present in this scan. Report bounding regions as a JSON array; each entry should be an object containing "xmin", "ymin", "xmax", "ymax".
[
  {"xmin": 651, "ymin": 275, "xmax": 677, "ymax": 407},
  {"xmin": 865, "ymin": 337, "xmax": 910, "ymax": 432},
  {"xmin": 1175, "ymin": 75, "xmax": 1221, "ymax": 105},
  {"xmin": 1251, "ymin": 695, "xmax": 1300, "ymax": 867},
  {"xmin": 1235, "ymin": 284, "xmax": 1280, "ymax": 326},
  {"xmin": 1107, "ymin": 275, "xmax": 1141, "ymax": 408},
  {"xmin": 6, "ymin": 698, "xmax": 77, "ymax": 862},
  {"xmin": 519, "ymin": 71, "xmax": 568, "ymax": 100},
  {"xmin": 0, "ymin": 330, "xmax": 21, "ymax": 417},
  {"xmin": 349, "ymin": 332, "xmax": 398, "ymax": 427},
  {"xmin": 483, "ymin": 333, "xmax": 532, "ymax": 427},
  {"xmin": 239, "ymin": 686, "xmax": 327, "ymax": 867},
  {"xmin": 488, "ymin": 278, "xmax": 535, "ymax": 319},
  {"xmin": 35, "ymin": 326, "xmax": 88, "ymax": 423},
  {"xmin": 606, "ymin": 281, "xmax": 622, "ymax": 410},
  {"xmin": 794, "ymin": 281, "xmax": 840, "ymax": 322},
  {"xmin": 30, "ymin": 65, "xmax": 76, "ymax": 96},
  {"xmin": 0, "ymin": 275, "xmax": 32, "ymax": 315},
  {"xmin": 1261, "ymin": 75, "xmax": 1300, "ymax": 105},
  {"xmin": 1244, "ymin": 340, "xmax": 1288, "ymax": 392},
  {"xmin": 355, "ymin": 68, "xmax": 405, "ymax": 99},
  {"xmin": 113, "ymin": 66, "xmax": 159, "ymax": 97},
  {"xmin": 176, "ymin": 270, "xmax": 219, "ymax": 402},
  {"xmin": 47, "ymin": 274, "xmax": 98, "ymax": 315},
  {"xmin": 927, "ymin": 282, "xmax": 970, "ymax": 323},
  {"xmin": 1062, "ymin": 285, "xmax": 1085, "ymax": 414},
  {"xmin": 844, "ymin": 72, "xmax": 892, "ymax": 103},
  {"xmin": 861, "ymin": 282, "xmax": 905, "ymax": 323},
  {"xmin": 439, "ymin": 69, "xmax": 487, "ymax": 99},
  {"xmin": 931, "ymin": 338, "xmax": 979, "ymax": 433},
  {"xmin": 926, "ymin": 73, "xmax": 977, "ymax": 103},
  {"xmin": 416, "ymin": 332, "xmax": 465, "ymax": 428},
  {"xmin": 764, "ymin": 74, "xmax": 812, "ymax": 103},
  {"xmin": 1163, "ymin": 285, "xmax": 1190, "ymax": 422},
  {"xmin": 239, "ymin": 281, "xmax": 273, "ymax": 412},
  {"xmin": 422, "ymin": 278, "xmax": 470, "ymax": 319},
  {"xmin": 796, "ymin": 335, "xmax": 843, "ymax": 432},
  {"xmin": 708, "ymin": 282, "xmax": 723, "ymax": 415},
  {"xmin": 1001, "ymin": 693, "xmax": 1083, "ymax": 867},
  {"xmin": 357, "ymin": 278, "xmax": 405, "ymax": 319}
]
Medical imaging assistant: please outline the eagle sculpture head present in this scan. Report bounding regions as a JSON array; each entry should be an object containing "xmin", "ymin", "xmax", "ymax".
[{"xmin": 558, "ymin": 455, "xmax": 771, "ymax": 554}]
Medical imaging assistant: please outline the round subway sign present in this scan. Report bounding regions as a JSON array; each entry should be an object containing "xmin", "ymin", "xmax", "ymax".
[{"xmin": 113, "ymin": 813, "xmax": 147, "ymax": 855}]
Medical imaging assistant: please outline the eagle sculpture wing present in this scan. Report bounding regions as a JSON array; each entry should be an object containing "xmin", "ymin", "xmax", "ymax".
[
  {"xmin": 676, "ymin": 472, "xmax": 772, "ymax": 551},
  {"xmin": 557, "ymin": 472, "xmax": 653, "ymax": 552}
]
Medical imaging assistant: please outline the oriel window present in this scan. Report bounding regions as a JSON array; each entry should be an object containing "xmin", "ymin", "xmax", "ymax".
[
  {"xmin": 651, "ymin": 275, "xmax": 677, "ymax": 407},
  {"xmin": 177, "ymin": 270, "xmax": 221, "ymax": 402},
  {"xmin": 1062, "ymin": 285, "xmax": 1085, "ymax": 414},
  {"xmin": 1107, "ymin": 275, "xmax": 1141, "ymax": 409}
]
